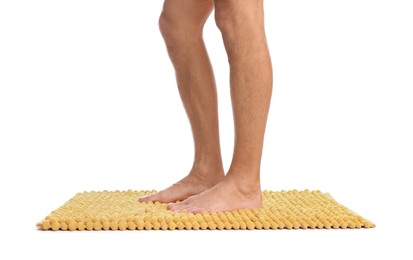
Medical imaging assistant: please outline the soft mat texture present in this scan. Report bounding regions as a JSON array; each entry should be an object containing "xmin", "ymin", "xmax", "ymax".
[{"xmin": 36, "ymin": 190, "xmax": 375, "ymax": 231}]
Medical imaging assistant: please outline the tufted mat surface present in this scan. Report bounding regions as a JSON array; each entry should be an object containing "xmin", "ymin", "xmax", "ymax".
[{"xmin": 36, "ymin": 190, "xmax": 375, "ymax": 231}]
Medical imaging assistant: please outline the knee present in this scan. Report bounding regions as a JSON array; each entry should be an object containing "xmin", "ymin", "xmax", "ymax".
[
  {"xmin": 158, "ymin": 12, "xmax": 179, "ymax": 46},
  {"xmin": 214, "ymin": 4, "xmax": 234, "ymax": 36},
  {"xmin": 214, "ymin": 1, "xmax": 262, "ymax": 38},
  {"xmin": 158, "ymin": 11, "xmax": 202, "ymax": 51}
]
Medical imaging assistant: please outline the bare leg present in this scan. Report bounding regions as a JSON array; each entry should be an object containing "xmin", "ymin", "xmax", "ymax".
[
  {"xmin": 139, "ymin": 0, "xmax": 225, "ymax": 203},
  {"xmin": 169, "ymin": 0, "xmax": 273, "ymax": 212}
]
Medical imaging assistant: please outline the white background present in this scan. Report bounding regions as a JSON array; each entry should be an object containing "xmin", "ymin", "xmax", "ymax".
[{"xmin": 1, "ymin": 0, "xmax": 412, "ymax": 259}]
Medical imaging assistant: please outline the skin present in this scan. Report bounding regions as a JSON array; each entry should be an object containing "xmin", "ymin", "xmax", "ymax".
[{"xmin": 139, "ymin": 0, "xmax": 273, "ymax": 213}]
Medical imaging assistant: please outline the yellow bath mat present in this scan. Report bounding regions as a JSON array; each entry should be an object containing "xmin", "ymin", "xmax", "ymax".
[{"xmin": 36, "ymin": 190, "xmax": 375, "ymax": 231}]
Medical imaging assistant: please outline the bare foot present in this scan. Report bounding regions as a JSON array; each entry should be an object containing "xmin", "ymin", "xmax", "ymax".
[
  {"xmin": 167, "ymin": 174, "xmax": 262, "ymax": 213},
  {"xmin": 138, "ymin": 166, "xmax": 224, "ymax": 204}
]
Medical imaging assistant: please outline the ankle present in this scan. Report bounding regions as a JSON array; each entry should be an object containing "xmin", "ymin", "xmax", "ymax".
[
  {"xmin": 225, "ymin": 168, "xmax": 261, "ymax": 195},
  {"xmin": 191, "ymin": 160, "xmax": 225, "ymax": 178}
]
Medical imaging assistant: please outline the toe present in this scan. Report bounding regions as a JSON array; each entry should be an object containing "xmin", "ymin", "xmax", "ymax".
[
  {"xmin": 169, "ymin": 204, "xmax": 187, "ymax": 212},
  {"xmin": 139, "ymin": 191, "xmax": 168, "ymax": 203},
  {"xmin": 167, "ymin": 202, "xmax": 177, "ymax": 210},
  {"xmin": 186, "ymin": 206, "xmax": 205, "ymax": 214},
  {"xmin": 169, "ymin": 203, "xmax": 202, "ymax": 213},
  {"xmin": 190, "ymin": 207, "xmax": 207, "ymax": 214},
  {"xmin": 138, "ymin": 194, "xmax": 153, "ymax": 202}
]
